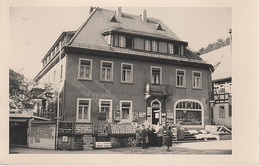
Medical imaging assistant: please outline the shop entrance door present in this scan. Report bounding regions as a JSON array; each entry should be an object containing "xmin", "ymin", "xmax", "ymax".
[
  {"xmin": 151, "ymin": 99, "xmax": 161, "ymax": 125},
  {"xmin": 152, "ymin": 109, "xmax": 160, "ymax": 125}
]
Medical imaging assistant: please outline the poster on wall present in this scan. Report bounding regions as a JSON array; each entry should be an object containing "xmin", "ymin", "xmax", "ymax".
[
  {"xmin": 74, "ymin": 123, "xmax": 93, "ymax": 134},
  {"xmin": 133, "ymin": 110, "xmax": 139, "ymax": 122},
  {"xmin": 147, "ymin": 107, "xmax": 152, "ymax": 116},
  {"xmin": 114, "ymin": 109, "xmax": 120, "ymax": 121}
]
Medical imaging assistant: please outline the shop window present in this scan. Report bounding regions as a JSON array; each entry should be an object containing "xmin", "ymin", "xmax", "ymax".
[
  {"xmin": 192, "ymin": 71, "xmax": 202, "ymax": 89},
  {"xmin": 176, "ymin": 69, "xmax": 186, "ymax": 87},
  {"xmin": 145, "ymin": 39, "xmax": 151, "ymax": 51},
  {"xmin": 175, "ymin": 100, "xmax": 203, "ymax": 126},
  {"xmin": 100, "ymin": 61, "xmax": 113, "ymax": 81},
  {"xmin": 121, "ymin": 63, "xmax": 133, "ymax": 83},
  {"xmin": 99, "ymin": 99, "xmax": 112, "ymax": 122},
  {"xmin": 219, "ymin": 106, "xmax": 225, "ymax": 118},
  {"xmin": 151, "ymin": 66, "xmax": 162, "ymax": 85},
  {"xmin": 120, "ymin": 100, "xmax": 132, "ymax": 122},
  {"xmin": 78, "ymin": 58, "xmax": 92, "ymax": 80},
  {"xmin": 77, "ymin": 98, "xmax": 91, "ymax": 122}
]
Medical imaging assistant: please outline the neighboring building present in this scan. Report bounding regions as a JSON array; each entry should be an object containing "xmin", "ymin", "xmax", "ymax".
[
  {"xmin": 33, "ymin": 7, "xmax": 213, "ymax": 135},
  {"xmin": 200, "ymin": 45, "xmax": 232, "ymax": 128}
]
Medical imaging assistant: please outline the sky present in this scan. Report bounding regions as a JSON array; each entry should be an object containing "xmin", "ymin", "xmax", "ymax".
[{"xmin": 9, "ymin": 7, "xmax": 231, "ymax": 79}]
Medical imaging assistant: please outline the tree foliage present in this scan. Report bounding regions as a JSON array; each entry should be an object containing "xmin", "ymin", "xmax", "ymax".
[
  {"xmin": 9, "ymin": 68, "xmax": 33, "ymax": 110},
  {"xmin": 197, "ymin": 37, "xmax": 231, "ymax": 55}
]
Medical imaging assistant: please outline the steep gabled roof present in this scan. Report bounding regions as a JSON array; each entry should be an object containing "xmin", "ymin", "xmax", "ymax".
[
  {"xmin": 200, "ymin": 46, "xmax": 231, "ymax": 81},
  {"xmin": 68, "ymin": 7, "xmax": 203, "ymax": 62}
]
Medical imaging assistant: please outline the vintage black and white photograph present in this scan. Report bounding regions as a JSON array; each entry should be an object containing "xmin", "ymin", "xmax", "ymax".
[{"xmin": 1, "ymin": 1, "xmax": 259, "ymax": 165}]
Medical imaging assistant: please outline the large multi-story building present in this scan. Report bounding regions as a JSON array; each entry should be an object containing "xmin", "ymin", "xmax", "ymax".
[{"xmin": 34, "ymin": 7, "xmax": 213, "ymax": 133}]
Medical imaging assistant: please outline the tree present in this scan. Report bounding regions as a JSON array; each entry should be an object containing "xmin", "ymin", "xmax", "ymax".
[{"xmin": 9, "ymin": 68, "xmax": 33, "ymax": 110}]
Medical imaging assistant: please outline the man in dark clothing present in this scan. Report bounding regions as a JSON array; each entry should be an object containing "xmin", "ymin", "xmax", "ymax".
[{"xmin": 141, "ymin": 125, "xmax": 148, "ymax": 149}]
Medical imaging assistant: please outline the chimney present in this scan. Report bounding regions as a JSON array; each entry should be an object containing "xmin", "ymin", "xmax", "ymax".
[
  {"xmin": 142, "ymin": 9, "xmax": 147, "ymax": 22},
  {"xmin": 117, "ymin": 7, "xmax": 122, "ymax": 17},
  {"xmin": 89, "ymin": 6, "xmax": 95, "ymax": 15}
]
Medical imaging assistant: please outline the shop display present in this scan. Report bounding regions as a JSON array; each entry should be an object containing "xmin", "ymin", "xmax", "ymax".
[
  {"xmin": 97, "ymin": 120, "xmax": 108, "ymax": 136},
  {"xmin": 57, "ymin": 135, "xmax": 83, "ymax": 150},
  {"xmin": 82, "ymin": 135, "xmax": 93, "ymax": 150},
  {"xmin": 74, "ymin": 123, "xmax": 93, "ymax": 134},
  {"xmin": 109, "ymin": 123, "xmax": 135, "ymax": 135},
  {"xmin": 58, "ymin": 122, "xmax": 74, "ymax": 135},
  {"xmin": 30, "ymin": 123, "xmax": 55, "ymax": 139}
]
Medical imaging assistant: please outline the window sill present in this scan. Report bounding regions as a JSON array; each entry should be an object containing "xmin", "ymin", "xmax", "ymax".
[
  {"xmin": 100, "ymin": 80, "xmax": 114, "ymax": 83},
  {"xmin": 176, "ymin": 86, "xmax": 186, "ymax": 89},
  {"xmin": 76, "ymin": 120, "xmax": 91, "ymax": 122},
  {"xmin": 120, "ymin": 81, "xmax": 134, "ymax": 84},
  {"xmin": 192, "ymin": 87, "xmax": 203, "ymax": 90},
  {"xmin": 77, "ymin": 78, "xmax": 93, "ymax": 81}
]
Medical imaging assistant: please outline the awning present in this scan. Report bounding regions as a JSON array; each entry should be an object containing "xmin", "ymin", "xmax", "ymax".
[{"xmin": 10, "ymin": 119, "xmax": 28, "ymax": 123}]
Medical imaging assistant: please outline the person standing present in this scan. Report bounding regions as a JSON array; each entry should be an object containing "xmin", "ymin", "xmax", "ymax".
[
  {"xmin": 141, "ymin": 125, "xmax": 148, "ymax": 149},
  {"xmin": 165, "ymin": 126, "xmax": 173, "ymax": 151},
  {"xmin": 135, "ymin": 125, "xmax": 141, "ymax": 147},
  {"xmin": 155, "ymin": 123, "xmax": 164, "ymax": 147}
]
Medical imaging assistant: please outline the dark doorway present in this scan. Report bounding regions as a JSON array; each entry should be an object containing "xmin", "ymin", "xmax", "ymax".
[
  {"xmin": 10, "ymin": 121, "xmax": 28, "ymax": 146},
  {"xmin": 152, "ymin": 109, "xmax": 160, "ymax": 125}
]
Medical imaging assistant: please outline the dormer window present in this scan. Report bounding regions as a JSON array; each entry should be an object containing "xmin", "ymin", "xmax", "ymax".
[
  {"xmin": 114, "ymin": 34, "xmax": 125, "ymax": 47},
  {"xmin": 126, "ymin": 36, "xmax": 133, "ymax": 48},
  {"xmin": 156, "ymin": 24, "xmax": 163, "ymax": 31},
  {"xmin": 151, "ymin": 40, "xmax": 158, "ymax": 52}
]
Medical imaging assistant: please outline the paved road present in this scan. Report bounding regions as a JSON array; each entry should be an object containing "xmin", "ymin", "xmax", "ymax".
[{"xmin": 9, "ymin": 140, "xmax": 231, "ymax": 155}]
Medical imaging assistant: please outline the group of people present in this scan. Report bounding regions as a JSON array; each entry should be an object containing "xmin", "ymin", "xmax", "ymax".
[{"xmin": 135, "ymin": 122, "xmax": 173, "ymax": 151}]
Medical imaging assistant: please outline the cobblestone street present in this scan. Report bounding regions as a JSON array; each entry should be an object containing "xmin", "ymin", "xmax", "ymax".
[{"xmin": 9, "ymin": 140, "xmax": 231, "ymax": 155}]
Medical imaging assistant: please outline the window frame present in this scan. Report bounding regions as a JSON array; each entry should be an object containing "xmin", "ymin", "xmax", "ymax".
[
  {"xmin": 76, "ymin": 98, "xmax": 91, "ymax": 122},
  {"xmin": 99, "ymin": 99, "xmax": 113, "ymax": 122},
  {"xmin": 192, "ymin": 71, "xmax": 202, "ymax": 89},
  {"xmin": 120, "ymin": 100, "xmax": 133, "ymax": 122},
  {"xmin": 78, "ymin": 58, "xmax": 93, "ymax": 80},
  {"xmin": 176, "ymin": 69, "xmax": 186, "ymax": 88},
  {"xmin": 151, "ymin": 66, "xmax": 162, "ymax": 85},
  {"xmin": 219, "ymin": 105, "xmax": 225, "ymax": 118},
  {"xmin": 168, "ymin": 43, "xmax": 174, "ymax": 54},
  {"xmin": 151, "ymin": 40, "xmax": 158, "ymax": 52},
  {"xmin": 121, "ymin": 63, "xmax": 133, "ymax": 83},
  {"xmin": 100, "ymin": 60, "xmax": 113, "ymax": 82},
  {"xmin": 145, "ymin": 39, "xmax": 151, "ymax": 51}
]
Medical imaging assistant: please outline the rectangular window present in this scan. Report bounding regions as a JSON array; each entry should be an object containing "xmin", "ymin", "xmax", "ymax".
[
  {"xmin": 151, "ymin": 66, "xmax": 162, "ymax": 85},
  {"xmin": 192, "ymin": 71, "xmax": 202, "ymax": 89},
  {"xmin": 121, "ymin": 63, "xmax": 133, "ymax": 83},
  {"xmin": 119, "ymin": 35, "xmax": 125, "ymax": 47},
  {"xmin": 99, "ymin": 99, "xmax": 112, "ymax": 122},
  {"xmin": 158, "ymin": 41, "xmax": 167, "ymax": 53},
  {"xmin": 168, "ymin": 43, "xmax": 174, "ymax": 54},
  {"xmin": 176, "ymin": 69, "xmax": 186, "ymax": 87},
  {"xmin": 77, "ymin": 98, "xmax": 91, "ymax": 122},
  {"xmin": 151, "ymin": 40, "xmax": 158, "ymax": 52},
  {"xmin": 174, "ymin": 45, "xmax": 179, "ymax": 55},
  {"xmin": 229, "ymin": 105, "xmax": 232, "ymax": 116},
  {"xmin": 126, "ymin": 36, "xmax": 133, "ymax": 48},
  {"xmin": 180, "ymin": 45, "xmax": 185, "ymax": 55},
  {"xmin": 78, "ymin": 58, "xmax": 92, "ymax": 80},
  {"xmin": 114, "ymin": 34, "xmax": 119, "ymax": 47},
  {"xmin": 134, "ymin": 38, "xmax": 144, "ymax": 50},
  {"xmin": 60, "ymin": 65, "xmax": 63, "ymax": 80},
  {"xmin": 219, "ymin": 106, "xmax": 225, "ymax": 118},
  {"xmin": 145, "ymin": 39, "xmax": 151, "ymax": 51},
  {"xmin": 100, "ymin": 61, "xmax": 113, "ymax": 81},
  {"xmin": 120, "ymin": 100, "xmax": 132, "ymax": 122}
]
